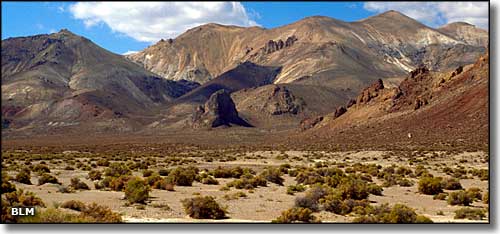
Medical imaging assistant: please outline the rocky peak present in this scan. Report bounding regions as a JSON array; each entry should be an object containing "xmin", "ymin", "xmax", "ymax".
[
  {"xmin": 192, "ymin": 90, "xmax": 251, "ymax": 128},
  {"xmin": 266, "ymin": 86, "xmax": 303, "ymax": 115}
]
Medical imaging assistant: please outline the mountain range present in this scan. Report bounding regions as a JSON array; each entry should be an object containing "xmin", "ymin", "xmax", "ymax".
[{"xmin": 1, "ymin": 10, "xmax": 489, "ymax": 147}]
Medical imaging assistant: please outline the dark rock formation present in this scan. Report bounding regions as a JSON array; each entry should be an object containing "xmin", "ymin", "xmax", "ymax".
[
  {"xmin": 192, "ymin": 90, "xmax": 251, "ymax": 128},
  {"xmin": 266, "ymin": 86, "xmax": 303, "ymax": 115},
  {"xmin": 262, "ymin": 36, "xmax": 298, "ymax": 54},
  {"xmin": 356, "ymin": 79, "xmax": 384, "ymax": 104},
  {"xmin": 333, "ymin": 106, "xmax": 347, "ymax": 118}
]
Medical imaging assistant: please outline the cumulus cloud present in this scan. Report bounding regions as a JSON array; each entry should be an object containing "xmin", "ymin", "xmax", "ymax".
[
  {"xmin": 364, "ymin": 2, "xmax": 489, "ymax": 29},
  {"xmin": 69, "ymin": 2, "xmax": 258, "ymax": 43},
  {"xmin": 122, "ymin": 50, "xmax": 138, "ymax": 55}
]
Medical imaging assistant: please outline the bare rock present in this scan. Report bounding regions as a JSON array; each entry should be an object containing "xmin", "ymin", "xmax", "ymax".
[{"xmin": 192, "ymin": 89, "xmax": 251, "ymax": 128}]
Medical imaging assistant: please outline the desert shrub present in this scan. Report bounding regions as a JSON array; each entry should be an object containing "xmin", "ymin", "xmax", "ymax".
[
  {"xmin": 433, "ymin": 193, "xmax": 448, "ymax": 200},
  {"xmin": 88, "ymin": 170, "xmax": 102, "ymax": 181},
  {"xmin": 152, "ymin": 179, "xmax": 175, "ymax": 191},
  {"xmin": 272, "ymin": 207, "xmax": 320, "ymax": 223},
  {"xmin": 295, "ymin": 170, "xmax": 324, "ymax": 185},
  {"xmin": 336, "ymin": 177, "xmax": 369, "ymax": 200},
  {"xmin": 367, "ymin": 183, "xmax": 383, "ymax": 196},
  {"xmin": 109, "ymin": 175, "xmax": 132, "ymax": 191},
  {"xmin": 287, "ymin": 184, "xmax": 307, "ymax": 195},
  {"xmin": 166, "ymin": 167, "xmax": 197, "ymax": 186},
  {"xmin": 81, "ymin": 202, "xmax": 122, "ymax": 223},
  {"xmin": 2, "ymin": 189, "xmax": 46, "ymax": 223},
  {"xmin": 15, "ymin": 169, "xmax": 32, "ymax": 185},
  {"xmin": 201, "ymin": 176, "xmax": 219, "ymax": 185},
  {"xmin": 142, "ymin": 170, "xmax": 154, "ymax": 177},
  {"xmin": 279, "ymin": 163, "xmax": 291, "ymax": 174},
  {"xmin": 226, "ymin": 176, "xmax": 267, "ymax": 189},
  {"xmin": 414, "ymin": 165, "xmax": 430, "ymax": 177},
  {"xmin": 418, "ymin": 177, "xmax": 443, "ymax": 195},
  {"xmin": 158, "ymin": 168, "xmax": 170, "ymax": 176},
  {"xmin": 38, "ymin": 173, "xmax": 61, "ymax": 185},
  {"xmin": 145, "ymin": 174, "xmax": 162, "ymax": 186},
  {"xmin": 96, "ymin": 159, "xmax": 110, "ymax": 167},
  {"xmin": 397, "ymin": 178, "xmax": 414, "ymax": 187},
  {"xmin": 210, "ymin": 166, "xmax": 254, "ymax": 179},
  {"xmin": 295, "ymin": 185, "xmax": 329, "ymax": 211},
  {"xmin": 470, "ymin": 169, "xmax": 488, "ymax": 181},
  {"xmin": 181, "ymin": 196, "xmax": 227, "ymax": 219},
  {"xmin": 1, "ymin": 172, "xmax": 16, "ymax": 194},
  {"xmin": 124, "ymin": 177, "xmax": 150, "ymax": 204},
  {"xmin": 442, "ymin": 178, "xmax": 462, "ymax": 190},
  {"xmin": 1, "ymin": 179, "xmax": 16, "ymax": 194},
  {"xmin": 322, "ymin": 194, "xmax": 370, "ymax": 215},
  {"xmin": 483, "ymin": 192, "xmax": 489, "ymax": 204},
  {"xmin": 61, "ymin": 200, "xmax": 86, "ymax": 211},
  {"xmin": 33, "ymin": 164, "xmax": 50, "ymax": 174},
  {"xmin": 70, "ymin": 177, "xmax": 90, "ymax": 190},
  {"xmin": 454, "ymin": 208, "xmax": 486, "ymax": 220},
  {"xmin": 354, "ymin": 203, "xmax": 432, "ymax": 223},
  {"xmin": 223, "ymin": 191, "xmax": 247, "ymax": 200},
  {"xmin": 447, "ymin": 191, "xmax": 473, "ymax": 206},
  {"xmin": 104, "ymin": 163, "xmax": 131, "ymax": 178},
  {"xmin": 260, "ymin": 167, "xmax": 284, "ymax": 185},
  {"xmin": 466, "ymin": 187, "xmax": 482, "ymax": 201}
]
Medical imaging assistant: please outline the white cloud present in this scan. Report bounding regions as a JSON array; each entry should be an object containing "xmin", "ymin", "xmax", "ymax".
[
  {"xmin": 363, "ymin": 2, "xmax": 489, "ymax": 29},
  {"xmin": 122, "ymin": 50, "xmax": 138, "ymax": 55},
  {"xmin": 69, "ymin": 2, "xmax": 259, "ymax": 43}
]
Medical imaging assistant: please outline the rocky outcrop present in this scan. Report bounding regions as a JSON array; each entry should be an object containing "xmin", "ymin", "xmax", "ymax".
[
  {"xmin": 300, "ymin": 116, "xmax": 323, "ymax": 131},
  {"xmin": 333, "ymin": 106, "xmax": 347, "ymax": 118},
  {"xmin": 356, "ymin": 79, "xmax": 384, "ymax": 104},
  {"xmin": 265, "ymin": 86, "xmax": 303, "ymax": 115},
  {"xmin": 261, "ymin": 36, "xmax": 298, "ymax": 54},
  {"xmin": 192, "ymin": 90, "xmax": 251, "ymax": 128}
]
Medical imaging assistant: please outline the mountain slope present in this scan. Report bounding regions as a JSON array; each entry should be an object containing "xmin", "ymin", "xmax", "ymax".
[
  {"xmin": 1, "ymin": 30, "xmax": 198, "ymax": 133},
  {"xmin": 298, "ymin": 51, "xmax": 488, "ymax": 149},
  {"xmin": 127, "ymin": 10, "xmax": 486, "ymax": 93}
]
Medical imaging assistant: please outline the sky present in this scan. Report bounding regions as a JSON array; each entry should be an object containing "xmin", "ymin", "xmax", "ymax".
[{"xmin": 1, "ymin": 1, "xmax": 489, "ymax": 55}]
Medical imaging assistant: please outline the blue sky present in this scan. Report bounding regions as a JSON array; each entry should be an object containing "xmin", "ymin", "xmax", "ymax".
[{"xmin": 1, "ymin": 2, "xmax": 488, "ymax": 55}]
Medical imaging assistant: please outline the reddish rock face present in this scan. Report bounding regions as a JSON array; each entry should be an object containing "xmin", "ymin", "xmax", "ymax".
[{"xmin": 356, "ymin": 79, "xmax": 384, "ymax": 104}]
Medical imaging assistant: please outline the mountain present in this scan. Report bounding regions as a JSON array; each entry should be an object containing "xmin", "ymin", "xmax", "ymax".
[
  {"xmin": 127, "ymin": 11, "xmax": 486, "ymax": 91},
  {"xmin": 438, "ymin": 22, "xmax": 488, "ymax": 47},
  {"xmin": 1, "ymin": 29, "xmax": 199, "ymax": 133},
  {"xmin": 297, "ymin": 51, "xmax": 488, "ymax": 149}
]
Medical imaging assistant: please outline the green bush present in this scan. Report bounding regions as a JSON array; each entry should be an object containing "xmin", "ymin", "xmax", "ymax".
[
  {"xmin": 442, "ymin": 178, "xmax": 462, "ymax": 190},
  {"xmin": 104, "ymin": 163, "xmax": 131, "ymax": 178},
  {"xmin": 272, "ymin": 207, "xmax": 320, "ymax": 223},
  {"xmin": 15, "ymin": 169, "xmax": 32, "ymax": 185},
  {"xmin": 295, "ymin": 185, "xmax": 329, "ymax": 211},
  {"xmin": 96, "ymin": 159, "xmax": 110, "ymax": 167},
  {"xmin": 70, "ymin": 177, "xmax": 90, "ymax": 190},
  {"xmin": 166, "ymin": 167, "xmax": 197, "ymax": 186},
  {"xmin": 88, "ymin": 170, "xmax": 102, "ymax": 181},
  {"xmin": 466, "ymin": 187, "xmax": 482, "ymax": 201},
  {"xmin": 80, "ymin": 202, "xmax": 122, "ymax": 223},
  {"xmin": 418, "ymin": 177, "xmax": 443, "ymax": 195},
  {"xmin": 336, "ymin": 177, "xmax": 369, "ymax": 200},
  {"xmin": 38, "ymin": 173, "xmax": 61, "ymax": 185},
  {"xmin": 354, "ymin": 203, "xmax": 433, "ymax": 223},
  {"xmin": 145, "ymin": 174, "xmax": 162, "ymax": 186},
  {"xmin": 454, "ymin": 208, "xmax": 486, "ymax": 220},
  {"xmin": 260, "ymin": 167, "xmax": 284, "ymax": 185},
  {"xmin": 367, "ymin": 183, "xmax": 383, "ymax": 196},
  {"xmin": 33, "ymin": 164, "xmax": 50, "ymax": 174},
  {"xmin": 201, "ymin": 176, "xmax": 219, "ymax": 185},
  {"xmin": 287, "ymin": 184, "xmax": 306, "ymax": 195},
  {"xmin": 447, "ymin": 191, "xmax": 473, "ymax": 206},
  {"xmin": 61, "ymin": 200, "xmax": 86, "ymax": 211},
  {"xmin": 124, "ymin": 177, "xmax": 150, "ymax": 204},
  {"xmin": 226, "ymin": 176, "xmax": 267, "ymax": 189},
  {"xmin": 181, "ymin": 196, "xmax": 227, "ymax": 219},
  {"xmin": 433, "ymin": 193, "xmax": 448, "ymax": 200}
]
